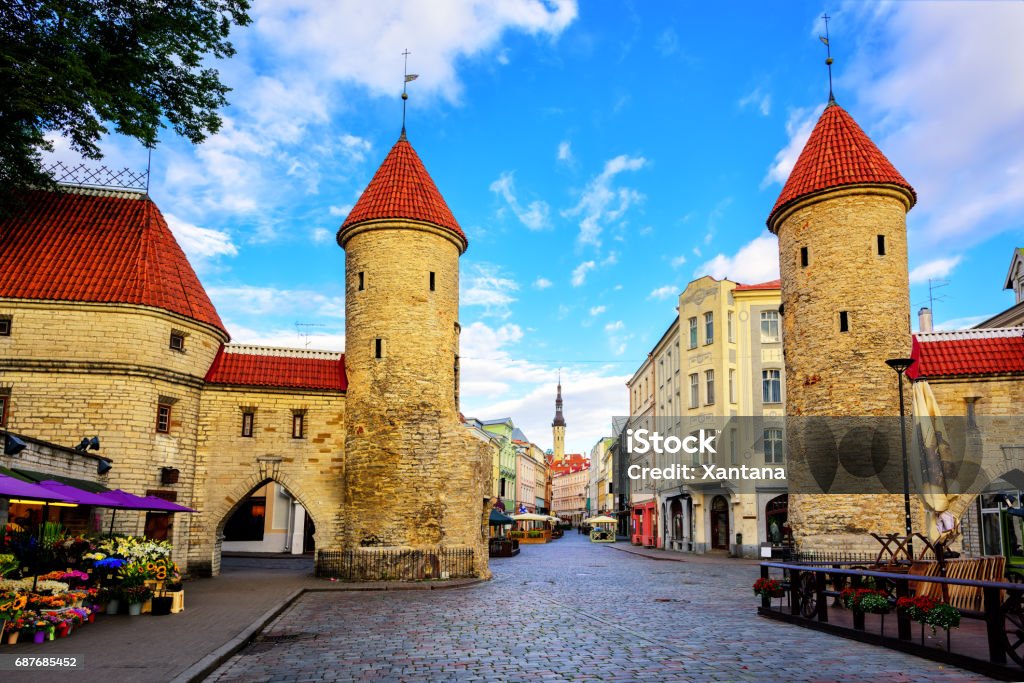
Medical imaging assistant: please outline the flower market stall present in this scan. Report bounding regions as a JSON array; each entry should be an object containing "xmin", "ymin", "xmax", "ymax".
[{"xmin": 0, "ymin": 473, "xmax": 195, "ymax": 646}]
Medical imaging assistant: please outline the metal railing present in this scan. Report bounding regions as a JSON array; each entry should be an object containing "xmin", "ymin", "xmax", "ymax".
[
  {"xmin": 758, "ymin": 561, "xmax": 1024, "ymax": 680},
  {"xmin": 315, "ymin": 547, "xmax": 475, "ymax": 581}
]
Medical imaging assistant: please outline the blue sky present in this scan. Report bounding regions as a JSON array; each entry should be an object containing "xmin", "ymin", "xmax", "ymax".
[{"xmin": 47, "ymin": 1, "xmax": 1024, "ymax": 455}]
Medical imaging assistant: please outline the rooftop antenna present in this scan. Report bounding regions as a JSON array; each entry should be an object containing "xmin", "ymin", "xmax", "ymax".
[
  {"xmin": 928, "ymin": 278, "xmax": 950, "ymax": 314},
  {"xmin": 819, "ymin": 13, "xmax": 835, "ymax": 105},
  {"xmin": 295, "ymin": 322, "xmax": 327, "ymax": 349},
  {"xmin": 401, "ymin": 49, "xmax": 418, "ymax": 138}
]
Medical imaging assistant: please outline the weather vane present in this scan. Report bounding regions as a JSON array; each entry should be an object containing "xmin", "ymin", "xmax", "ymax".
[
  {"xmin": 819, "ymin": 14, "xmax": 835, "ymax": 104},
  {"xmin": 401, "ymin": 49, "xmax": 418, "ymax": 136}
]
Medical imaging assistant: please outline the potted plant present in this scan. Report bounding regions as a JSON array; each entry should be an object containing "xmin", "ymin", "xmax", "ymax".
[
  {"xmin": 4, "ymin": 617, "xmax": 25, "ymax": 645},
  {"xmin": 0, "ymin": 590, "xmax": 27, "ymax": 643},
  {"xmin": 105, "ymin": 585, "xmax": 122, "ymax": 615},
  {"xmin": 753, "ymin": 577, "xmax": 785, "ymax": 599},
  {"xmin": 123, "ymin": 584, "xmax": 153, "ymax": 615}
]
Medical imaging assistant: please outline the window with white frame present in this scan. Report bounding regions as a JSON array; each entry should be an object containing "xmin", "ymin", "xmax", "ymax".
[
  {"xmin": 689, "ymin": 373, "xmax": 699, "ymax": 409},
  {"xmin": 705, "ymin": 369, "xmax": 715, "ymax": 405},
  {"xmin": 727, "ymin": 311, "xmax": 734, "ymax": 343},
  {"xmin": 688, "ymin": 317, "xmax": 698, "ymax": 349},
  {"xmin": 729, "ymin": 369, "xmax": 736, "ymax": 404},
  {"xmin": 760, "ymin": 310, "xmax": 780, "ymax": 342},
  {"xmin": 764, "ymin": 428, "xmax": 784, "ymax": 463},
  {"xmin": 704, "ymin": 312, "xmax": 714, "ymax": 345},
  {"xmin": 762, "ymin": 369, "xmax": 782, "ymax": 404}
]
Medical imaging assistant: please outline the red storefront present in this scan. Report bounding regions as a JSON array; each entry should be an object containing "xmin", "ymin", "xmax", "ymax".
[{"xmin": 630, "ymin": 500, "xmax": 659, "ymax": 547}]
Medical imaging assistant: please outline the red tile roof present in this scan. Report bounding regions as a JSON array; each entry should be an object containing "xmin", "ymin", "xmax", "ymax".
[
  {"xmin": 205, "ymin": 345, "xmax": 347, "ymax": 391},
  {"xmin": 550, "ymin": 453, "xmax": 590, "ymax": 475},
  {"xmin": 340, "ymin": 135, "xmax": 466, "ymax": 247},
  {"xmin": 734, "ymin": 279, "xmax": 781, "ymax": 291},
  {"xmin": 908, "ymin": 328, "xmax": 1024, "ymax": 380},
  {"xmin": 767, "ymin": 103, "xmax": 916, "ymax": 231},
  {"xmin": 0, "ymin": 188, "xmax": 226, "ymax": 335}
]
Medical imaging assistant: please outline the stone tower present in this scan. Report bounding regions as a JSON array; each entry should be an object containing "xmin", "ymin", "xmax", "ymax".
[
  {"xmin": 337, "ymin": 131, "xmax": 492, "ymax": 578},
  {"xmin": 552, "ymin": 378, "xmax": 566, "ymax": 461},
  {"xmin": 767, "ymin": 100, "xmax": 917, "ymax": 551}
]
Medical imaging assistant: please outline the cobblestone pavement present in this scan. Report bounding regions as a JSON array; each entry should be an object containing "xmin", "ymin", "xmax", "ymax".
[{"xmin": 207, "ymin": 536, "xmax": 991, "ymax": 682}]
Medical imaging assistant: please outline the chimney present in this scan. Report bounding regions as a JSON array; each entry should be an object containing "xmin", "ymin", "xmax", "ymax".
[{"xmin": 918, "ymin": 307, "xmax": 933, "ymax": 333}]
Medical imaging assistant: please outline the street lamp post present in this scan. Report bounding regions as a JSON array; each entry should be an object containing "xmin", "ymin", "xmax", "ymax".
[{"xmin": 885, "ymin": 357, "xmax": 916, "ymax": 560}]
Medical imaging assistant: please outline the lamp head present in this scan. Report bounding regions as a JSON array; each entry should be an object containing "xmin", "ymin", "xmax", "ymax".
[
  {"xmin": 75, "ymin": 437, "xmax": 90, "ymax": 452},
  {"xmin": 4, "ymin": 434, "xmax": 27, "ymax": 456},
  {"xmin": 88, "ymin": 436, "xmax": 100, "ymax": 450},
  {"xmin": 96, "ymin": 459, "xmax": 112, "ymax": 476},
  {"xmin": 885, "ymin": 358, "xmax": 915, "ymax": 374}
]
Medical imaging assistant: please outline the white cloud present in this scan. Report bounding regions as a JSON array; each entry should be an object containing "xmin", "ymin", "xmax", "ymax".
[
  {"xmin": 571, "ymin": 260, "xmax": 596, "ymax": 287},
  {"xmin": 601, "ymin": 251, "xmax": 619, "ymax": 266},
  {"xmin": 670, "ymin": 254, "xmax": 687, "ymax": 268},
  {"xmin": 164, "ymin": 213, "xmax": 238, "ymax": 271},
  {"xmin": 557, "ymin": 140, "xmax": 573, "ymax": 164},
  {"xmin": 603, "ymin": 319, "xmax": 631, "ymax": 356},
  {"xmin": 489, "ymin": 171, "xmax": 551, "ymax": 230},
  {"xmin": 227, "ymin": 320, "xmax": 345, "ymax": 352},
  {"xmin": 329, "ymin": 204, "xmax": 353, "ymax": 217},
  {"xmin": 909, "ymin": 256, "xmax": 962, "ymax": 284},
  {"xmin": 310, "ymin": 227, "xmax": 332, "ymax": 243},
  {"xmin": 461, "ymin": 263, "xmax": 519, "ymax": 318},
  {"xmin": 844, "ymin": 3, "xmax": 1024, "ymax": 248},
  {"xmin": 739, "ymin": 87, "xmax": 772, "ymax": 116},
  {"xmin": 533, "ymin": 277, "xmax": 553, "ymax": 290},
  {"xmin": 206, "ymin": 285, "xmax": 344, "ymax": 319},
  {"xmin": 655, "ymin": 28, "xmax": 679, "ymax": 57},
  {"xmin": 761, "ymin": 105, "xmax": 823, "ymax": 189},
  {"xmin": 589, "ymin": 305, "xmax": 606, "ymax": 316},
  {"xmin": 253, "ymin": 1, "xmax": 578, "ymax": 103},
  {"xmin": 562, "ymin": 154, "xmax": 647, "ymax": 247},
  {"xmin": 648, "ymin": 285, "xmax": 677, "ymax": 301},
  {"xmin": 931, "ymin": 314, "xmax": 994, "ymax": 332},
  {"xmin": 696, "ymin": 233, "xmax": 780, "ymax": 284}
]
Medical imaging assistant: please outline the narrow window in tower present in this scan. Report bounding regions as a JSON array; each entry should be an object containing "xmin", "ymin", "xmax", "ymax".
[
  {"xmin": 429, "ymin": 271, "xmax": 435, "ymax": 291},
  {"xmin": 358, "ymin": 272, "xmax": 364, "ymax": 291},
  {"xmin": 292, "ymin": 412, "xmax": 305, "ymax": 439},
  {"xmin": 877, "ymin": 235, "xmax": 886, "ymax": 256},
  {"xmin": 375, "ymin": 338, "xmax": 383, "ymax": 359},
  {"xmin": 800, "ymin": 246, "xmax": 809, "ymax": 267},
  {"xmin": 839, "ymin": 311, "xmax": 850, "ymax": 332},
  {"xmin": 241, "ymin": 411, "xmax": 254, "ymax": 438}
]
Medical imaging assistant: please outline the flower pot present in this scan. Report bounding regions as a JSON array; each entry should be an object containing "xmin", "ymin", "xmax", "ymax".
[
  {"xmin": 33, "ymin": 631, "xmax": 45, "ymax": 644},
  {"xmin": 106, "ymin": 599, "xmax": 120, "ymax": 615},
  {"xmin": 6, "ymin": 631, "xmax": 19, "ymax": 645},
  {"xmin": 127, "ymin": 602, "xmax": 143, "ymax": 616},
  {"xmin": 88, "ymin": 613, "xmax": 95, "ymax": 623},
  {"xmin": 150, "ymin": 596, "xmax": 173, "ymax": 616}
]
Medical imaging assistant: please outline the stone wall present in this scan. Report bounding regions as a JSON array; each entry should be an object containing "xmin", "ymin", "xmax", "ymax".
[
  {"xmin": 187, "ymin": 385, "xmax": 346, "ymax": 576},
  {"xmin": 0, "ymin": 300, "xmax": 226, "ymax": 565},
  {"xmin": 776, "ymin": 189, "xmax": 914, "ymax": 551},
  {"xmin": 339, "ymin": 221, "xmax": 491, "ymax": 578}
]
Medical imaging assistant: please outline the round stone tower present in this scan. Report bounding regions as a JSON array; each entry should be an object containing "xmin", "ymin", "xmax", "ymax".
[
  {"xmin": 336, "ymin": 131, "xmax": 491, "ymax": 578},
  {"xmin": 767, "ymin": 100, "xmax": 917, "ymax": 551}
]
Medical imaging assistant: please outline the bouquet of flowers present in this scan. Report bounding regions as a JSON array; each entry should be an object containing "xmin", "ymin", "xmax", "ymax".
[
  {"xmin": 0, "ymin": 590, "xmax": 27, "ymax": 621},
  {"xmin": 122, "ymin": 584, "xmax": 153, "ymax": 605},
  {"xmin": 0, "ymin": 553, "xmax": 18, "ymax": 578}
]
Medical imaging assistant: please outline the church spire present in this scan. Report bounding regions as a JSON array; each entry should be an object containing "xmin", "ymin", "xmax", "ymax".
[{"xmin": 552, "ymin": 373, "xmax": 566, "ymax": 428}]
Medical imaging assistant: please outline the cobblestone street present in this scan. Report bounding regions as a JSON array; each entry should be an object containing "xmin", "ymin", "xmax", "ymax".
[{"xmin": 207, "ymin": 536, "xmax": 989, "ymax": 682}]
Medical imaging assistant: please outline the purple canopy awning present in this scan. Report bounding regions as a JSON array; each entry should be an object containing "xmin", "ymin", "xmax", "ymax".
[
  {"xmin": 36, "ymin": 480, "xmax": 118, "ymax": 507},
  {"xmin": 101, "ymin": 489, "xmax": 170, "ymax": 511},
  {"xmin": 0, "ymin": 473, "xmax": 77, "ymax": 503},
  {"xmin": 140, "ymin": 496, "xmax": 195, "ymax": 513}
]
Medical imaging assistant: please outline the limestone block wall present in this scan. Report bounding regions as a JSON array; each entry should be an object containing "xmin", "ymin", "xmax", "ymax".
[
  {"xmin": 340, "ymin": 222, "xmax": 491, "ymax": 578},
  {"xmin": 188, "ymin": 386, "xmax": 345, "ymax": 576},
  {"xmin": 0, "ymin": 300, "xmax": 225, "ymax": 564},
  {"xmin": 776, "ymin": 190, "xmax": 913, "ymax": 551}
]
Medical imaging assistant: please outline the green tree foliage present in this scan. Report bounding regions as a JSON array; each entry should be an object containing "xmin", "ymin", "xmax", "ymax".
[{"xmin": 0, "ymin": 0, "xmax": 251, "ymax": 196}]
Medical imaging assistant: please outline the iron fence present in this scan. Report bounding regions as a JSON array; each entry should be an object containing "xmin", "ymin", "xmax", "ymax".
[
  {"xmin": 790, "ymin": 550, "xmax": 879, "ymax": 565},
  {"xmin": 316, "ymin": 547, "xmax": 476, "ymax": 581}
]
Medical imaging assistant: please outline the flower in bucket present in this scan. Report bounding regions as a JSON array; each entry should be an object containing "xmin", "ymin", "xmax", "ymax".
[
  {"xmin": 753, "ymin": 578, "xmax": 784, "ymax": 598},
  {"xmin": 898, "ymin": 596, "xmax": 961, "ymax": 634}
]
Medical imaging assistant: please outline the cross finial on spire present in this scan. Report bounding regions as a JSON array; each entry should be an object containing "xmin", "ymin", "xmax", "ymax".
[
  {"xmin": 401, "ymin": 49, "xmax": 419, "ymax": 138},
  {"xmin": 820, "ymin": 13, "xmax": 835, "ymax": 105}
]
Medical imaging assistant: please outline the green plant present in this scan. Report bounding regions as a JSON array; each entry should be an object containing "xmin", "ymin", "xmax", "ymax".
[
  {"xmin": 122, "ymin": 584, "xmax": 153, "ymax": 604},
  {"xmin": 924, "ymin": 602, "xmax": 961, "ymax": 634}
]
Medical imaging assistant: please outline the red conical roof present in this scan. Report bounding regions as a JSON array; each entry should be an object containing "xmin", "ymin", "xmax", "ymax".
[
  {"xmin": 0, "ymin": 188, "xmax": 227, "ymax": 336},
  {"xmin": 767, "ymin": 103, "xmax": 915, "ymax": 232},
  {"xmin": 340, "ymin": 134, "xmax": 465, "ymax": 247}
]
